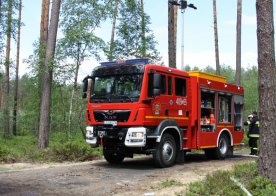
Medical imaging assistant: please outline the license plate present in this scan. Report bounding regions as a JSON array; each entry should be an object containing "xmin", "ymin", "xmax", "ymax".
[
  {"xmin": 104, "ymin": 121, "xmax": 117, "ymax": 126},
  {"xmin": 98, "ymin": 131, "xmax": 106, "ymax": 137}
]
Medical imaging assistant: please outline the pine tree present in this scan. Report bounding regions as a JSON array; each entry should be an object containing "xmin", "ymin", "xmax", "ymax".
[
  {"xmin": 256, "ymin": 0, "xmax": 276, "ymax": 183},
  {"xmin": 213, "ymin": 0, "xmax": 220, "ymax": 75},
  {"xmin": 38, "ymin": 0, "xmax": 61, "ymax": 148},
  {"xmin": 2, "ymin": 0, "xmax": 12, "ymax": 138},
  {"xmin": 235, "ymin": 0, "xmax": 242, "ymax": 85},
  {"xmin": 12, "ymin": 0, "xmax": 22, "ymax": 135},
  {"xmin": 112, "ymin": 0, "xmax": 160, "ymax": 61}
]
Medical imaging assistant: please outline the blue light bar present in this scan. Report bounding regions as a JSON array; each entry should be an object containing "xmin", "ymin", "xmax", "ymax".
[{"xmin": 100, "ymin": 58, "xmax": 149, "ymax": 66}]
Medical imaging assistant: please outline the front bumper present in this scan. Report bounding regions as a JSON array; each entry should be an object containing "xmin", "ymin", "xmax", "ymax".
[{"xmin": 85, "ymin": 126, "xmax": 147, "ymax": 147}]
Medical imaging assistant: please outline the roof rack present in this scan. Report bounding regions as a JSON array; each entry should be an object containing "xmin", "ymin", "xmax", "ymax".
[{"xmin": 100, "ymin": 58, "xmax": 149, "ymax": 66}]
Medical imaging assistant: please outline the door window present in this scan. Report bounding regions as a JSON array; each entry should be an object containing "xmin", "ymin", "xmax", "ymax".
[
  {"xmin": 175, "ymin": 78, "xmax": 186, "ymax": 96},
  {"xmin": 218, "ymin": 94, "xmax": 232, "ymax": 123}
]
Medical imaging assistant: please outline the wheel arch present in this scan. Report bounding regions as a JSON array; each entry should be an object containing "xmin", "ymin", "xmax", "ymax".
[
  {"xmin": 155, "ymin": 120, "xmax": 182, "ymax": 150},
  {"xmin": 217, "ymin": 128, "xmax": 233, "ymax": 147}
]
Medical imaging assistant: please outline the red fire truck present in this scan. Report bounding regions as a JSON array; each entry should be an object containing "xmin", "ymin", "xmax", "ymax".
[{"xmin": 82, "ymin": 59, "xmax": 244, "ymax": 167}]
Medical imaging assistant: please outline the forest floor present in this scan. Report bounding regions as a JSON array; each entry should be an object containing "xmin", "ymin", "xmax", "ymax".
[{"xmin": 0, "ymin": 147, "xmax": 256, "ymax": 196}]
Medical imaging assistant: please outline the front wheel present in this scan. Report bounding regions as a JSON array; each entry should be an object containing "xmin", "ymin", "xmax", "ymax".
[
  {"xmin": 153, "ymin": 133, "xmax": 177, "ymax": 168},
  {"xmin": 103, "ymin": 150, "xmax": 125, "ymax": 164}
]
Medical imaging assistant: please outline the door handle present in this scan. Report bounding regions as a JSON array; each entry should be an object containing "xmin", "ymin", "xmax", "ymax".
[{"xmin": 186, "ymin": 110, "xmax": 190, "ymax": 117}]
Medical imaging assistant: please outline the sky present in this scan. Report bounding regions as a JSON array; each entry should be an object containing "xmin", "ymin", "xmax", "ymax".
[{"xmin": 7, "ymin": 0, "xmax": 276, "ymax": 80}]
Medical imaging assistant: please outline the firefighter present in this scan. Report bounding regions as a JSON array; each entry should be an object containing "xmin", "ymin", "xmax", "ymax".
[{"xmin": 244, "ymin": 111, "xmax": 260, "ymax": 155}]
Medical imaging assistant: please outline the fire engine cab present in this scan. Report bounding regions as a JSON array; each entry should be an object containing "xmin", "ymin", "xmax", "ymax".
[{"xmin": 82, "ymin": 59, "xmax": 244, "ymax": 167}]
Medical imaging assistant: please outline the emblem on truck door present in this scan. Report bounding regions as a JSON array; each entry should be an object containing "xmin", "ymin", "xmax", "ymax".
[
  {"xmin": 153, "ymin": 102, "xmax": 161, "ymax": 115},
  {"xmin": 176, "ymin": 98, "xmax": 187, "ymax": 105},
  {"xmin": 170, "ymin": 100, "xmax": 173, "ymax": 106}
]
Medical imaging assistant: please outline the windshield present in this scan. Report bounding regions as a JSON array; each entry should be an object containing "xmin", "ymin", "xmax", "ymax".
[{"xmin": 90, "ymin": 74, "xmax": 143, "ymax": 103}]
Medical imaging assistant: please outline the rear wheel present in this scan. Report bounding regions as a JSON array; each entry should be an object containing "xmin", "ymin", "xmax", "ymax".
[
  {"xmin": 153, "ymin": 133, "xmax": 177, "ymax": 168},
  {"xmin": 205, "ymin": 133, "xmax": 230, "ymax": 159},
  {"xmin": 103, "ymin": 150, "xmax": 125, "ymax": 164},
  {"xmin": 216, "ymin": 134, "xmax": 230, "ymax": 159}
]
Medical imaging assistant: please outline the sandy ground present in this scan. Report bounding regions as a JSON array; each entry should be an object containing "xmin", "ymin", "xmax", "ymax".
[{"xmin": 0, "ymin": 150, "xmax": 255, "ymax": 196}]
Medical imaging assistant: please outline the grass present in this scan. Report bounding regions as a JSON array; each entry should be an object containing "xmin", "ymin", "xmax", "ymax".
[
  {"xmin": 184, "ymin": 162, "xmax": 276, "ymax": 196},
  {"xmin": 151, "ymin": 178, "xmax": 183, "ymax": 190},
  {"xmin": 159, "ymin": 179, "xmax": 183, "ymax": 188},
  {"xmin": 0, "ymin": 131, "xmax": 102, "ymax": 163}
]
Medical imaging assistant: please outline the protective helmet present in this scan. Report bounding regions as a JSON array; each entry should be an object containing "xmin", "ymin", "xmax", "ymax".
[{"xmin": 248, "ymin": 114, "xmax": 253, "ymax": 119}]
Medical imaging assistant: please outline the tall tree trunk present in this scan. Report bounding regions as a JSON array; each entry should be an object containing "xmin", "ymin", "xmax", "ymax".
[
  {"xmin": 0, "ymin": 0, "xmax": 2, "ymax": 20},
  {"xmin": 256, "ymin": 0, "xmax": 276, "ymax": 183},
  {"xmin": 38, "ymin": 0, "xmax": 61, "ymax": 149},
  {"xmin": 141, "ymin": 0, "xmax": 146, "ymax": 57},
  {"xmin": 108, "ymin": 0, "xmax": 118, "ymax": 61},
  {"xmin": 168, "ymin": 1, "xmax": 177, "ymax": 68},
  {"xmin": 0, "ymin": 0, "xmax": 2, "ymax": 34},
  {"xmin": 235, "ymin": 0, "xmax": 242, "ymax": 85},
  {"xmin": 37, "ymin": 0, "xmax": 50, "ymax": 131},
  {"xmin": 2, "ymin": 0, "xmax": 12, "ymax": 138},
  {"xmin": 213, "ymin": 0, "xmax": 220, "ymax": 75},
  {"xmin": 12, "ymin": 0, "xmax": 22, "ymax": 136},
  {"xmin": 0, "ymin": 0, "xmax": 2, "ymax": 109}
]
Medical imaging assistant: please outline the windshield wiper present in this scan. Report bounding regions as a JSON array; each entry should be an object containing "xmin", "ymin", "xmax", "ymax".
[
  {"xmin": 117, "ymin": 95, "xmax": 133, "ymax": 102},
  {"xmin": 91, "ymin": 95, "xmax": 110, "ymax": 102}
]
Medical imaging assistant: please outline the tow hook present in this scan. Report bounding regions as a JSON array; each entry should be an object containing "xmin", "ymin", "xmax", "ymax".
[{"xmin": 99, "ymin": 134, "xmax": 104, "ymax": 146}]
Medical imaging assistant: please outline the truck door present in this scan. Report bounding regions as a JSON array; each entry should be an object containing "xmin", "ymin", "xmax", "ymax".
[
  {"xmin": 149, "ymin": 73, "xmax": 171, "ymax": 119},
  {"xmin": 173, "ymin": 77, "xmax": 189, "ymax": 126}
]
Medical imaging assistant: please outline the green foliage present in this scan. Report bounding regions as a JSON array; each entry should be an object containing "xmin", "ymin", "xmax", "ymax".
[
  {"xmin": 51, "ymin": 140, "xmax": 101, "ymax": 161},
  {"xmin": 16, "ymin": 75, "xmax": 40, "ymax": 134},
  {"xmin": 233, "ymin": 162, "xmax": 276, "ymax": 196},
  {"xmin": 58, "ymin": 0, "xmax": 107, "ymax": 63},
  {"xmin": 159, "ymin": 179, "xmax": 183, "ymax": 188},
  {"xmin": 7, "ymin": 74, "xmax": 85, "ymax": 137},
  {"xmin": 0, "ymin": 135, "xmax": 39, "ymax": 162},
  {"xmin": 186, "ymin": 162, "xmax": 276, "ymax": 196},
  {"xmin": 0, "ymin": 132, "xmax": 101, "ymax": 163},
  {"xmin": 186, "ymin": 170, "xmax": 245, "ymax": 196},
  {"xmin": 0, "ymin": 144, "xmax": 14, "ymax": 162},
  {"xmin": 251, "ymin": 176, "xmax": 276, "ymax": 196},
  {"xmin": 241, "ymin": 66, "xmax": 259, "ymax": 114},
  {"xmin": 111, "ymin": 0, "xmax": 161, "ymax": 62}
]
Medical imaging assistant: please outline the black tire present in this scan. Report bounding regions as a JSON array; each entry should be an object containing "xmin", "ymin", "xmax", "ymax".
[
  {"xmin": 216, "ymin": 133, "xmax": 230, "ymax": 159},
  {"xmin": 153, "ymin": 133, "xmax": 177, "ymax": 168},
  {"xmin": 205, "ymin": 133, "xmax": 230, "ymax": 159},
  {"xmin": 103, "ymin": 150, "xmax": 125, "ymax": 164}
]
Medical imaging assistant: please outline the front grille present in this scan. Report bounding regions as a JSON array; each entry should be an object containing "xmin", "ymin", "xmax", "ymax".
[{"xmin": 93, "ymin": 110, "xmax": 131, "ymax": 122}]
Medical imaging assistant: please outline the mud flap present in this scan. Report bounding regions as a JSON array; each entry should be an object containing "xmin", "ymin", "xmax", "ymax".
[{"xmin": 176, "ymin": 150, "xmax": 185, "ymax": 163}]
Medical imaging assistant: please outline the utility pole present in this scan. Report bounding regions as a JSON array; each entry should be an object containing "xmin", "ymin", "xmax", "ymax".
[
  {"xmin": 168, "ymin": 1, "xmax": 196, "ymax": 69},
  {"xmin": 168, "ymin": 0, "xmax": 178, "ymax": 68}
]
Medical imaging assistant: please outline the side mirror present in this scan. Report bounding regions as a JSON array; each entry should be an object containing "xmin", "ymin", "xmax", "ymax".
[
  {"xmin": 82, "ymin": 75, "xmax": 92, "ymax": 99},
  {"xmin": 153, "ymin": 74, "xmax": 161, "ymax": 97},
  {"xmin": 82, "ymin": 79, "xmax": 88, "ymax": 99}
]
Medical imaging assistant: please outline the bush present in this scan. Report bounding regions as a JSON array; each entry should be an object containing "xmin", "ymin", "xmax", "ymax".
[
  {"xmin": 0, "ymin": 144, "xmax": 16, "ymax": 162},
  {"xmin": 0, "ymin": 133, "xmax": 102, "ymax": 163},
  {"xmin": 251, "ymin": 176, "xmax": 276, "ymax": 196},
  {"xmin": 186, "ymin": 170, "xmax": 244, "ymax": 196},
  {"xmin": 186, "ymin": 162, "xmax": 276, "ymax": 196},
  {"xmin": 51, "ymin": 140, "xmax": 101, "ymax": 161}
]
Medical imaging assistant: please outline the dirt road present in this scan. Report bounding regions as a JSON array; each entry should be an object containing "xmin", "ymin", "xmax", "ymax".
[{"xmin": 0, "ymin": 152, "xmax": 255, "ymax": 196}]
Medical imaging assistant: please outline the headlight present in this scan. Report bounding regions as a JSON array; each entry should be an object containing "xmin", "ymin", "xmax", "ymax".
[
  {"xmin": 86, "ymin": 126, "xmax": 94, "ymax": 131},
  {"xmin": 132, "ymin": 132, "xmax": 144, "ymax": 139},
  {"xmin": 86, "ymin": 126, "xmax": 94, "ymax": 137},
  {"xmin": 125, "ymin": 127, "xmax": 146, "ymax": 147}
]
